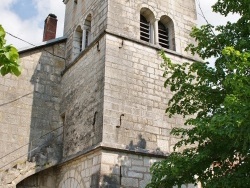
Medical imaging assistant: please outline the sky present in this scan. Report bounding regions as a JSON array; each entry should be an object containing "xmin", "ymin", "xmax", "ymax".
[
  {"xmin": 0, "ymin": 0, "xmax": 65, "ymax": 49},
  {"xmin": 0, "ymin": 0, "xmax": 239, "ymax": 49}
]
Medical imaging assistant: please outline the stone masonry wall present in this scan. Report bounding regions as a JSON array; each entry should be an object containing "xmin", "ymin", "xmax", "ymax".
[
  {"xmin": 102, "ymin": 34, "xmax": 192, "ymax": 155},
  {"xmin": 16, "ymin": 148, "xmax": 199, "ymax": 188},
  {"xmin": 0, "ymin": 43, "xmax": 65, "ymax": 168},
  {"xmin": 56, "ymin": 150, "xmax": 102, "ymax": 188},
  {"xmin": 107, "ymin": 0, "xmax": 197, "ymax": 55},
  {"xmin": 101, "ymin": 150, "xmax": 200, "ymax": 188},
  {"xmin": 100, "ymin": 150, "xmax": 162, "ymax": 188},
  {"xmin": 60, "ymin": 36, "xmax": 106, "ymax": 159},
  {"xmin": 63, "ymin": 0, "xmax": 108, "ymax": 64},
  {"xmin": 0, "ymin": 42, "xmax": 66, "ymax": 187}
]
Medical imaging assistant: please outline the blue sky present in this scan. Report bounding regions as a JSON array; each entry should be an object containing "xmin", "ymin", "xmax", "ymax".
[
  {"xmin": 0, "ymin": 0, "xmax": 239, "ymax": 49},
  {"xmin": 10, "ymin": 0, "xmax": 37, "ymax": 21}
]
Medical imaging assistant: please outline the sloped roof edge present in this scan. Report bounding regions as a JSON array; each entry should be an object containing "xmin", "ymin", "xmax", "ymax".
[{"xmin": 19, "ymin": 36, "xmax": 67, "ymax": 54}]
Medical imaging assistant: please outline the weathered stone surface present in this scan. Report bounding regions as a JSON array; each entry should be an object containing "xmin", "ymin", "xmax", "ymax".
[
  {"xmin": 2, "ymin": 168, "xmax": 20, "ymax": 184},
  {"xmin": 122, "ymin": 177, "xmax": 139, "ymax": 187},
  {"xmin": 61, "ymin": 36, "xmax": 105, "ymax": 158},
  {"xmin": 0, "ymin": 0, "xmax": 199, "ymax": 187}
]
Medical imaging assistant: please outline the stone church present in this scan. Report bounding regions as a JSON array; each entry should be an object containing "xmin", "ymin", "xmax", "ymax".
[{"xmin": 0, "ymin": 0, "xmax": 198, "ymax": 187}]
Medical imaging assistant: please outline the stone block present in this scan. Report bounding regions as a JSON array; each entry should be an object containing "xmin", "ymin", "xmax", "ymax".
[
  {"xmin": 102, "ymin": 153, "xmax": 118, "ymax": 164},
  {"xmin": 127, "ymin": 171, "xmax": 143, "ymax": 179},
  {"xmin": 139, "ymin": 173, "xmax": 151, "ymax": 188},
  {"xmin": 132, "ymin": 159, "xmax": 143, "ymax": 166},
  {"xmin": 122, "ymin": 177, "xmax": 139, "ymax": 187},
  {"xmin": 143, "ymin": 158, "xmax": 150, "ymax": 167},
  {"xmin": 131, "ymin": 166, "xmax": 147, "ymax": 173}
]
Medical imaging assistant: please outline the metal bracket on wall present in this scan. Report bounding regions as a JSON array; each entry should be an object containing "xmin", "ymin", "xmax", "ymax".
[{"xmin": 116, "ymin": 114, "xmax": 124, "ymax": 128}]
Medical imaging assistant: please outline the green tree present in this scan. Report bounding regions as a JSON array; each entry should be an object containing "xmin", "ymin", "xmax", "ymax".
[
  {"xmin": 147, "ymin": 0, "xmax": 250, "ymax": 187},
  {"xmin": 0, "ymin": 25, "xmax": 21, "ymax": 76}
]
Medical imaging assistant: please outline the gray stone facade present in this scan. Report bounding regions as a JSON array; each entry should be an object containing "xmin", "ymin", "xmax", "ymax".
[
  {"xmin": 0, "ymin": 0, "xmax": 199, "ymax": 187},
  {"xmin": 61, "ymin": 36, "xmax": 106, "ymax": 158},
  {"xmin": 0, "ymin": 39, "xmax": 66, "ymax": 187},
  {"xmin": 102, "ymin": 34, "xmax": 190, "ymax": 155}
]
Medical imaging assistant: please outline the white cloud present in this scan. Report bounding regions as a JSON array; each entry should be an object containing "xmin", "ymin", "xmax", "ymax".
[
  {"xmin": 195, "ymin": 0, "xmax": 240, "ymax": 66},
  {"xmin": 0, "ymin": 0, "xmax": 17, "ymax": 9},
  {"xmin": 197, "ymin": 0, "xmax": 239, "ymax": 26},
  {"xmin": 0, "ymin": 0, "xmax": 65, "ymax": 49},
  {"xmin": 33, "ymin": 0, "xmax": 65, "ymax": 36}
]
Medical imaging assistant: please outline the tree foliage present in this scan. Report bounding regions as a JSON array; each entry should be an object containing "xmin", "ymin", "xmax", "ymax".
[
  {"xmin": 0, "ymin": 25, "xmax": 21, "ymax": 76},
  {"xmin": 147, "ymin": 0, "xmax": 250, "ymax": 187}
]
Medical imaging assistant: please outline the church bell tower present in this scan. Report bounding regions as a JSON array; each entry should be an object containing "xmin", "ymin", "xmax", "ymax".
[
  {"xmin": 58, "ymin": 0, "xmax": 196, "ymax": 187},
  {"xmin": 58, "ymin": 0, "xmax": 197, "ymax": 187},
  {"xmin": 4, "ymin": 0, "xmax": 198, "ymax": 187}
]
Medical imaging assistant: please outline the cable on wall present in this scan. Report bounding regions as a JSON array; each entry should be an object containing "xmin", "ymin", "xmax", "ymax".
[{"xmin": 6, "ymin": 32, "xmax": 66, "ymax": 60}]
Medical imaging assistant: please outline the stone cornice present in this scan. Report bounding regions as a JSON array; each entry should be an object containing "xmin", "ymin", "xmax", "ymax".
[{"xmin": 58, "ymin": 143, "xmax": 168, "ymax": 167}]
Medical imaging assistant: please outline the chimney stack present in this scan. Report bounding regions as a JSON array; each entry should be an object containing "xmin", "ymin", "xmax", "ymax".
[{"xmin": 43, "ymin": 14, "xmax": 58, "ymax": 42}]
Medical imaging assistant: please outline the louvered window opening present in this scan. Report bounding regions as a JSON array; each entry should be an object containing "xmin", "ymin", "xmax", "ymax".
[
  {"xmin": 158, "ymin": 22, "xmax": 169, "ymax": 49},
  {"xmin": 140, "ymin": 15, "xmax": 150, "ymax": 42},
  {"xmin": 85, "ymin": 30, "xmax": 89, "ymax": 48},
  {"xmin": 79, "ymin": 35, "xmax": 83, "ymax": 51}
]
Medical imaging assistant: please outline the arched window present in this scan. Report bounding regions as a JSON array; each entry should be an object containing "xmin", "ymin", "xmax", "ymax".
[
  {"xmin": 140, "ymin": 8, "xmax": 155, "ymax": 44},
  {"xmin": 140, "ymin": 15, "xmax": 150, "ymax": 42},
  {"xmin": 159, "ymin": 16, "xmax": 175, "ymax": 50},
  {"xmin": 83, "ymin": 14, "xmax": 92, "ymax": 49},
  {"xmin": 158, "ymin": 21, "xmax": 169, "ymax": 49},
  {"xmin": 73, "ymin": 25, "xmax": 83, "ymax": 58}
]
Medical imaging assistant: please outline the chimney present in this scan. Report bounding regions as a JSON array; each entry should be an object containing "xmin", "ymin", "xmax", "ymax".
[{"xmin": 43, "ymin": 14, "xmax": 58, "ymax": 42}]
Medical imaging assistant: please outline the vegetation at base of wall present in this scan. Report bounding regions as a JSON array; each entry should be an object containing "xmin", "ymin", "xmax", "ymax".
[
  {"xmin": 147, "ymin": 0, "xmax": 250, "ymax": 187},
  {"xmin": 0, "ymin": 25, "xmax": 21, "ymax": 76}
]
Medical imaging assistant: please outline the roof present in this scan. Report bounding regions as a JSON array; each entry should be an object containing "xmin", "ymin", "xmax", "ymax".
[{"xmin": 18, "ymin": 36, "xmax": 67, "ymax": 54}]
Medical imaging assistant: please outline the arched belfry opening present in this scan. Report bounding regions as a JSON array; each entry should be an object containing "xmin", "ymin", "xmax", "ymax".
[
  {"xmin": 159, "ymin": 15, "xmax": 175, "ymax": 50},
  {"xmin": 140, "ymin": 15, "xmax": 150, "ymax": 42},
  {"xmin": 71, "ymin": 14, "xmax": 92, "ymax": 60},
  {"xmin": 83, "ymin": 14, "xmax": 92, "ymax": 50},
  {"xmin": 140, "ymin": 8, "xmax": 155, "ymax": 44},
  {"xmin": 73, "ymin": 25, "xmax": 83, "ymax": 58},
  {"xmin": 158, "ymin": 21, "xmax": 169, "ymax": 49}
]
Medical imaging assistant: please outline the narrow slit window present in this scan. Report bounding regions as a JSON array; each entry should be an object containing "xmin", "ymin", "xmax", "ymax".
[
  {"xmin": 140, "ymin": 15, "xmax": 150, "ymax": 42},
  {"xmin": 85, "ymin": 30, "xmax": 89, "ymax": 47},
  {"xmin": 80, "ymin": 34, "xmax": 83, "ymax": 51},
  {"xmin": 158, "ymin": 21, "xmax": 169, "ymax": 49}
]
